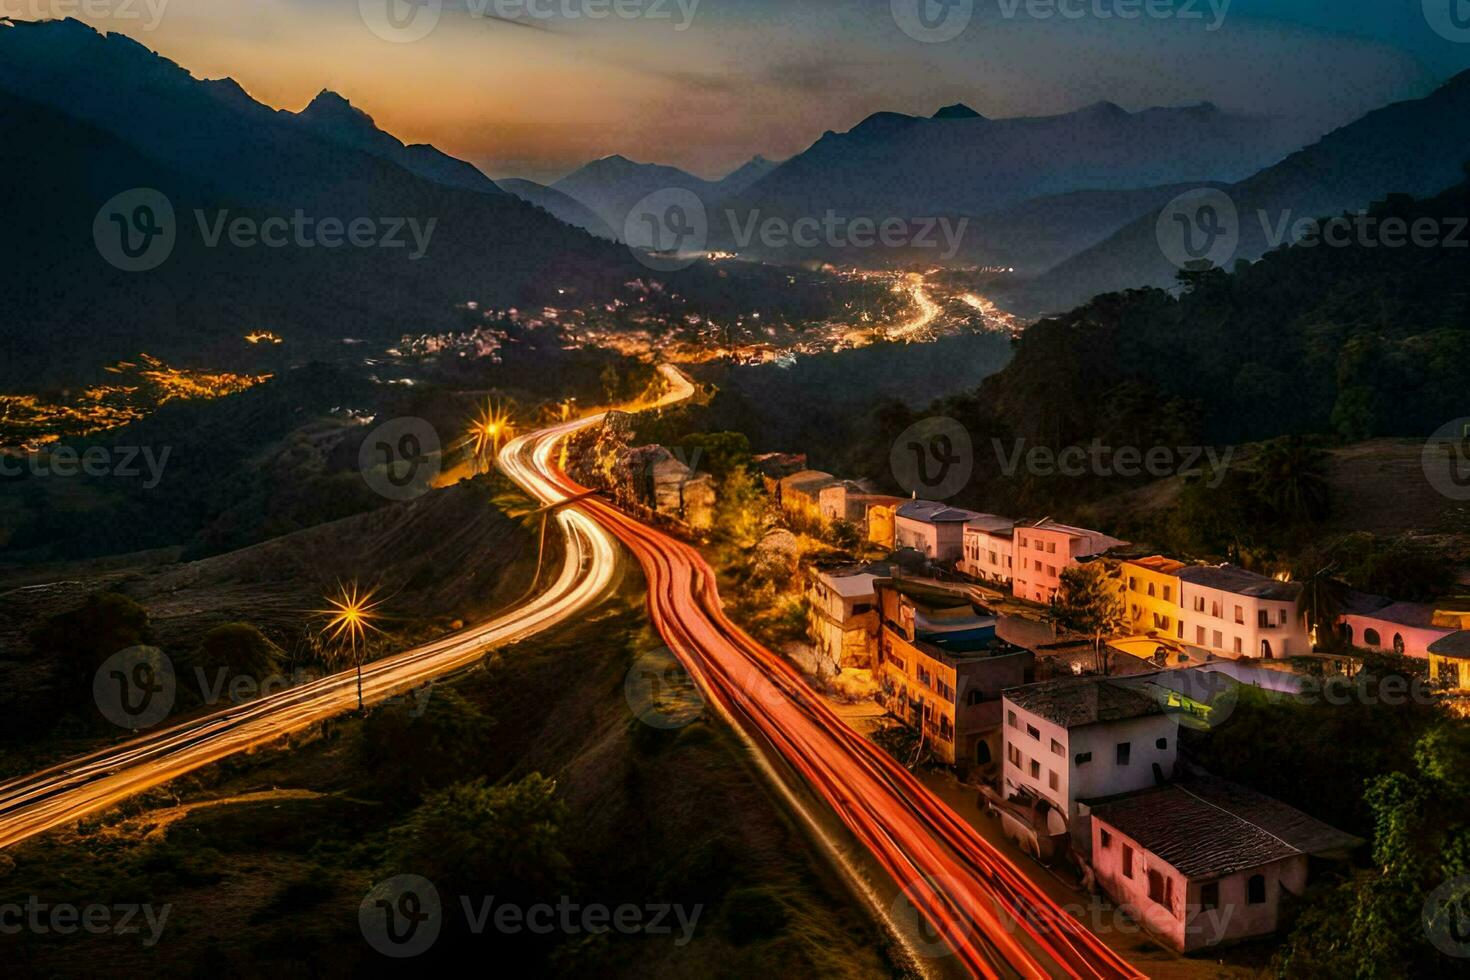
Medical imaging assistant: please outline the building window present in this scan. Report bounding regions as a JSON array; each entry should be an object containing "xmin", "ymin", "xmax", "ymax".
[
  {"xmin": 1194, "ymin": 596, "xmax": 1205, "ymax": 613},
  {"xmin": 1177, "ymin": 622, "xmax": 1185, "ymax": 640},
  {"xmin": 976, "ymin": 741, "xmax": 992, "ymax": 765},
  {"xmin": 1279, "ymin": 608, "xmax": 1288, "ymax": 626},
  {"xmin": 1117, "ymin": 742, "xmax": 1131, "ymax": 765},
  {"xmin": 1008, "ymin": 745, "xmax": 1022, "ymax": 767},
  {"xmin": 1029, "ymin": 759, "xmax": 1040, "ymax": 779},
  {"xmin": 1047, "ymin": 542, "xmax": 1056, "ymax": 554},
  {"xmin": 1259, "ymin": 610, "xmax": 1270, "ymax": 628},
  {"xmin": 1234, "ymin": 605, "xmax": 1245, "ymax": 625},
  {"xmin": 1163, "ymin": 586, "xmax": 1172, "ymax": 603},
  {"xmin": 1027, "ymin": 724, "xmax": 1040, "ymax": 741},
  {"xmin": 967, "ymin": 690, "xmax": 986, "ymax": 706},
  {"xmin": 1199, "ymin": 882, "xmax": 1219, "ymax": 911},
  {"xmin": 1364, "ymin": 629, "xmax": 1382, "ymax": 647},
  {"xmin": 1147, "ymin": 583, "xmax": 1156, "ymax": 598},
  {"xmin": 1122, "ymin": 845, "xmax": 1134, "ymax": 879},
  {"xmin": 1234, "ymin": 637, "xmax": 1243, "ymax": 655},
  {"xmin": 1047, "ymin": 565, "xmax": 1057, "ymax": 577},
  {"xmin": 1075, "ymin": 752, "xmax": 1092, "ymax": 766},
  {"xmin": 1048, "ymin": 770, "xmax": 1059, "ymax": 791},
  {"xmin": 1197, "ymin": 626, "xmax": 1206, "ymax": 645},
  {"xmin": 1213, "ymin": 630, "xmax": 1223, "ymax": 649},
  {"xmin": 1128, "ymin": 576, "xmax": 1138, "ymax": 591},
  {"xmin": 1100, "ymin": 829, "xmax": 1112, "ymax": 849},
  {"xmin": 1007, "ymin": 710, "xmax": 1017, "ymax": 728},
  {"xmin": 1211, "ymin": 602, "xmax": 1221, "ymax": 619},
  {"xmin": 1394, "ymin": 634, "xmax": 1405, "ymax": 656},
  {"xmin": 1156, "ymin": 737, "xmax": 1168, "ymax": 750},
  {"xmin": 1247, "ymin": 874, "xmax": 1267, "ymax": 905},
  {"xmin": 1147, "ymin": 869, "xmax": 1171, "ymax": 909},
  {"xmin": 1050, "ymin": 738, "xmax": 1064, "ymax": 756}
]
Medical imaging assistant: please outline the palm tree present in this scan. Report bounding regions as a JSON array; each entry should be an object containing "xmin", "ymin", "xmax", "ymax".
[{"xmin": 1254, "ymin": 436, "xmax": 1331, "ymax": 528}]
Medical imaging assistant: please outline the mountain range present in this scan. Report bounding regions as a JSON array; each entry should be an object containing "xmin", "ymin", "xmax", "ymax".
[
  {"xmin": 1013, "ymin": 70, "xmax": 1470, "ymax": 314},
  {"xmin": 550, "ymin": 154, "xmax": 779, "ymax": 245}
]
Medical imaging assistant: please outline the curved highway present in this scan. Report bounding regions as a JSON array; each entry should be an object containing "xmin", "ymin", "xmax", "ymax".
[{"xmin": 0, "ymin": 367, "xmax": 693, "ymax": 850}]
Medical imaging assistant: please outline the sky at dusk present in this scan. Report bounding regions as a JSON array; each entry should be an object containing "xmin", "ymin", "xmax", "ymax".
[{"xmin": 55, "ymin": 0, "xmax": 1470, "ymax": 183}]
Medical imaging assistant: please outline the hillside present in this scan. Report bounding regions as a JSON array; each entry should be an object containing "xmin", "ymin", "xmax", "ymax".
[{"xmin": 1016, "ymin": 71, "xmax": 1470, "ymax": 313}]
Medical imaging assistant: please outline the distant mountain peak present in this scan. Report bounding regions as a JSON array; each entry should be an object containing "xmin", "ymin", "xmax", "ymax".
[
  {"xmin": 933, "ymin": 103, "xmax": 983, "ymax": 120},
  {"xmin": 300, "ymin": 89, "xmax": 378, "ymax": 132},
  {"xmin": 1078, "ymin": 100, "xmax": 1129, "ymax": 117}
]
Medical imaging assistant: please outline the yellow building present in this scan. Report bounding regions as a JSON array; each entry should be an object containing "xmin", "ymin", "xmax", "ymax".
[
  {"xmin": 866, "ymin": 501, "xmax": 900, "ymax": 550},
  {"xmin": 1429, "ymin": 632, "xmax": 1470, "ymax": 719},
  {"xmin": 875, "ymin": 583, "xmax": 1033, "ymax": 767},
  {"xmin": 1121, "ymin": 556, "xmax": 1187, "ymax": 641}
]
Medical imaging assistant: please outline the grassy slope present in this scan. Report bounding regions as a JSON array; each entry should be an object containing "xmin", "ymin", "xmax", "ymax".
[{"xmin": 0, "ymin": 595, "xmax": 904, "ymax": 978}]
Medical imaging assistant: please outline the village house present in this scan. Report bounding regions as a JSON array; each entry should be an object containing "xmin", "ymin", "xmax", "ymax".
[
  {"xmin": 1001, "ymin": 675, "xmax": 1177, "ymax": 852},
  {"xmin": 1339, "ymin": 597, "xmax": 1455, "ymax": 659},
  {"xmin": 614, "ymin": 445, "xmax": 716, "ymax": 530},
  {"xmin": 1089, "ymin": 777, "xmax": 1360, "ymax": 953},
  {"xmin": 1429, "ymin": 631, "xmax": 1470, "ymax": 691},
  {"xmin": 894, "ymin": 500, "xmax": 981, "ymax": 564},
  {"xmin": 877, "ymin": 582, "xmax": 1033, "ymax": 767},
  {"xmin": 751, "ymin": 452, "xmax": 808, "ymax": 492},
  {"xmin": 806, "ymin": 565, "xmax": 890, "ymax": 675},
  {"xmin": 1177, "ymin": 565, "xmax": 1307, "ymax": 661},
  {"xmin": 1122, "ymin": 556, "xmax": 1188, "ymax": 641},
  {"xmin": 777, "ymin": 470, "xmax": 837, "ymax": 524},
  {"xmin": 1011, "ymin": 520, "xmax": 1127, "ymax": 605},
  {"xmin": 817, "ymin": 479, "xmax": 874, "ymax": 523},
  {"xmin": 866, "ymin": 500, "xmax": 902, "ymax": 550},
  {"xmin": 960, "ymin": 515, "xmax": 1016, "ymax": 585}
]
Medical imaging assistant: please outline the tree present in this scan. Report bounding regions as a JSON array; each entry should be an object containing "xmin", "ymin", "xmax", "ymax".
[
  {"xmin": 1252, "ymin": 436, "xmax": 1330, "ymax": 529},
  {"xmin": 1047, "ymin": 563, "xmax": 1126, "ymax": 675},
  {"xmin": 678, "ymin": 431, "xmax": 753, "ymax": 479},
  {"xmin": 30, "ymin": 591, "xmax": 153, "ymax": 703},
  {"xmin": 388, "ymin": 775, "xmax": 572, "ymax": 902},
  {"xmin": 716, "ymin": 466, "xmax": 766, "ymax": 549},
  {"xmin": 191, "ymin": 622, "xmax": 285, "ymax": 683},
  {"xmin": 359, "ymin": 688, "xmax": 494, "ymax": 796}
]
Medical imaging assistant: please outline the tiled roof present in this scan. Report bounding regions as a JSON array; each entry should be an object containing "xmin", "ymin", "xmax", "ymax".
[
  {"xmin": 1178, "ymin": 564, "xmax": 1301, "ymax": 602},
  {"xmin": 1089, "ymin": 778, "xmax": 1362, "ymax": 879},
  {"xmin": 1125, "ymin": 555, "xmax": 1186, "ymax": 575},
  {"xmin": 1003, "ymin": 676, "xmax": 1163, "ymax": 728},
  {"xmin": 1362, "ymin": 602, "xmax": 1447, "ymax": 630},
  {"xmin": 897, "ymin": 500, "xmax": 980, "ymax": 523},
  {"xmin": 1429, "ymin": 631, "xmax": 1470, "ymax": 660}
]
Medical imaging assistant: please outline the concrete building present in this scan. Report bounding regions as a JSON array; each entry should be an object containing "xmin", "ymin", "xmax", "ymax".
[
  {"xmin": 1429, "ymin": 631, "xmax": 1470, "ymax": 691},
  {"xmin": 1121, "ymin": 556, "xmax": 1188, "ymax": 641},
  {"xmin": 894, "ymin": 501, "xmax": 981, "ymax": 564},
  {"xmin": 1089, "ymin": 778, "xmax": 1359, "ymax": 953},
  {"xmin": 961, "ymin": 515, "xmax": 1016, "ymax": 585},
  {"xmin": 777, "ymin": 470, "xmax": 837, "ymax": 524},
  {"xmin": 1001, "ymin": 676, "xmax": 1177, "ymax": 851},
  {"xmin": 1177, "ymin": 565, "xmax": 1307, "ymax": 661},
  {"xmin": 806, "ymin": 565, "xmax": 890, "ymax": 675},
  {"xmin": 1340, "ymin": 600, "xmax": 1454, "ymax": 660},
  {"xmin": 1011, "ymin": 520, "xmax": 1127, "ymax": 605},
  {"xmin": 877, "ymin": 583, "xmax": 1033, "ymax": 767}
]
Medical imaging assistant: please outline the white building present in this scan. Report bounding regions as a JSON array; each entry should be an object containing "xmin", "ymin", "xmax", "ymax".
[
  {"xmin": 894, "ymin": 501, "xmax": 981, "ymax": 564},
  {"xmin": 961, "ymin": 515, "xmax": 1016, "ymax": 585},
  {"xmin": 1176, "ymin": 565, "xmax": 1307, "ymax": 661},
  {"xmin": 1002, "ymin": 676, "xmax": 1178, "ymax": 852},
  {"xmin": 805, "ymin": 566, "xmax": 889, "ymax": 675}
]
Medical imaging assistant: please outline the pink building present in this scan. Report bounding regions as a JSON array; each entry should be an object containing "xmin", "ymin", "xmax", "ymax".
[
  {"xmin": 1011, "ymin": 520, "xmax": 1126, "ymax": 605},
  {"xmin": 894, "ymin": 501, "xmax": 982, "ymax": 564},
  {"xmin": 961, "ymin": 515, "xmax": 1016, "ymax": 585},
  {"xmin": 1089, "ymin": 779, "xmax": 1359, "ymax": 953},
  {"xmin": 1340, "ymin": 600, "xmax": 1454, "ymax": 660}
]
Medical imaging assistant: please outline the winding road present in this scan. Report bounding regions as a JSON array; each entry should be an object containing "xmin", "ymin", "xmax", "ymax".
[{"xmin": 0, "ymin": 364, "xmax": 1139, "ymax": 977}]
